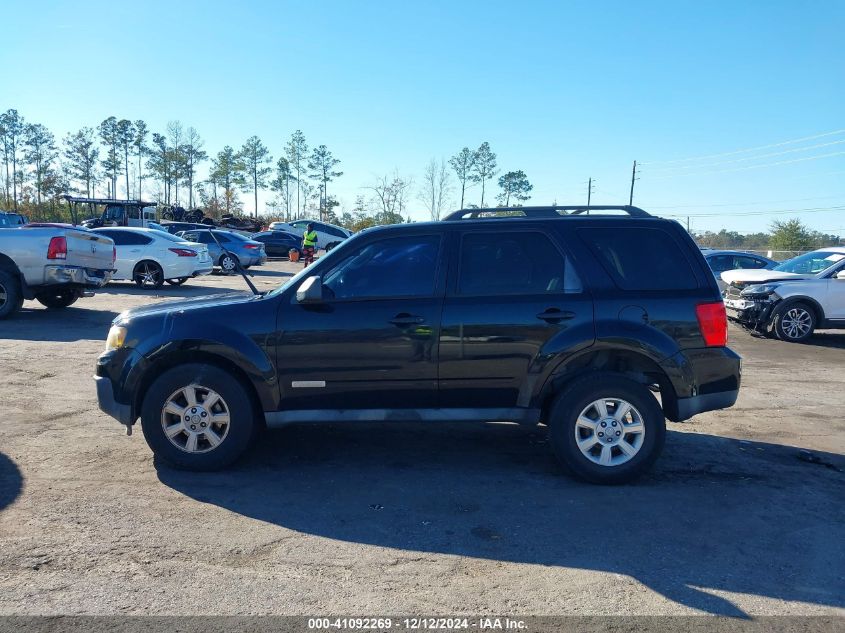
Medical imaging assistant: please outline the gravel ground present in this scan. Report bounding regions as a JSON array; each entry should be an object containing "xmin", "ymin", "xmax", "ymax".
[{"xmin": 0, "ymin": 261, "xmax": 843, "ymax": 617}]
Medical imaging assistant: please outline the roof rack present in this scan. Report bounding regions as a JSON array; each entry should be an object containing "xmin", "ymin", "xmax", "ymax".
[
  {"xmin": 442, "ymin": 205, "xmax": 651, "ymax": 221},
  {"xmin": 60, "ymin": 195, "xmax": 156, "ymax": 206}
]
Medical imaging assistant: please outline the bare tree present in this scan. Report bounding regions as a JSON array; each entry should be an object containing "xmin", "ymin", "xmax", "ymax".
[
  {"xmin": 285, "ymin": 130, "xmax": 308, "ymax": 217},
  {"xmin": 116, "ymin": 120, "xmax": 134, "ymax": 200},
  {"xmin": 367, "ymin": 170, "xmax": 413, "ymax": 222},
  {"xmin": 1, "ymin": 109, "xmax": 26, "ymax": 209},
  {"xmin": 132, "ymin": 120, "xmax": 148, "ymax": 199},
  {"xmin": 418, "ymin": 158, "xmax": 452, "ymax": 221},
  {"xmin": 166, "ymin": 121, "xmax": 184, "ymax": 205}
]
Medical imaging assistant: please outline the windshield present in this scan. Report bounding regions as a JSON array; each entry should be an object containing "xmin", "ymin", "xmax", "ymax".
[{"xmin": 773, "ymin": 251, "xmax": 845, "ymax": 275}]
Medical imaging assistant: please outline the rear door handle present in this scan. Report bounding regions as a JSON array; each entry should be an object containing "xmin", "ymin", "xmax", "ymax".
[
  {"xmin": 390, "ymin": 313, "xmax": 425, "ymax": 327},
  {"xmin": 536, "ymin": 308, "xmax": 576, "ymax": 323}
]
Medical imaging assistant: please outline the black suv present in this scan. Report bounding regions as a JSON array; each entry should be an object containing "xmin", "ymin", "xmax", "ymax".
[{"xmin": 95, "ymin": 206, "xmax": 740, "ymax": 483}]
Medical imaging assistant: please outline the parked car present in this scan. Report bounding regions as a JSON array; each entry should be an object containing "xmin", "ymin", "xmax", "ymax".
[
  {"xmin": 701, "ymin": 250, "xmax": 777, "ymax": 291},
  {"xmin": 722, "ymin": 247, "xmax": 845, "ymax": 342},
  {"xmin": 92, "ymin": 227, "xmax": 212, "ymax": 289},
  {"xmin": 95, "ymin": 205, "xmax": 740, "ymax": 484},
  {"xmin": 177, "ymin": 229, "xmax": 267, "ymax": 272},
  {"xmin": 145, "ymin": 222, "xmax": 170, "ymax": 234},
  {"xmin": 268, "ymin": 220, "xmax": 352, "ymax": 251},
  {"xmin": 250, "ymin": 230, "xmax": 302, "ymax": 258},
  {"xmin": 0, "ymin": 211, "xmax": 28, "ymax": 227},
  {"xmin": 0, "ymin": 224, "xmax": 114, "ymax": 318}
]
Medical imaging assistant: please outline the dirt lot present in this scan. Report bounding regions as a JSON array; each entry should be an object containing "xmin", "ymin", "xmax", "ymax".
[{"xmin": 0, "ymin": 261, "xmax": 843, "ymax": 617}]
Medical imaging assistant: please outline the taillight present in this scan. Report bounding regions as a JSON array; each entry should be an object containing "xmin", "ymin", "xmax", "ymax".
[
  {"xmin": 169, "ymin": 248, "xmax": 198, "ymax": 257},
  {"xmin": 696, "ymin": 301, "xmax": 728, "ymax": 347},
  {"xmin": 112, "ymin": 246, "xmax": 116, "ymax": 264},
  {"xmin": 47, "ymin": 236, "xmax": 67, "ymax": 260}
]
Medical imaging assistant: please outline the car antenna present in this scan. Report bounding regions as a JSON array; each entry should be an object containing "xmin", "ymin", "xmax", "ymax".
[{"xmin": 206, "ymin": 230, "xmax": 262, "ymax": 296}]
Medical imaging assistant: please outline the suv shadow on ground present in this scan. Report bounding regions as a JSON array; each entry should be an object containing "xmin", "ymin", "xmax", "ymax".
[
  {"xmin": 0, "ymin": 452, "xmax": 23, "ymax": 511},
  {"xmin": 0, "ymin": 307, "xmax": 118, "ymax": 342},
  {"xmin": 157, "ymin": 424, "xmax": 844, "ymax": 617}
]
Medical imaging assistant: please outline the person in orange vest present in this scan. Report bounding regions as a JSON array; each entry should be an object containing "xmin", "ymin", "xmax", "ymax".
[{"xmin": 301, "ymin": 223, "xmax": 318, "ymax": 266}]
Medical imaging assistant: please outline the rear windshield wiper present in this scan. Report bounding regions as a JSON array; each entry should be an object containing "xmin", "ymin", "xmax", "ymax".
[{"xmin": 207, "ymin": 231, "xmax": 261, "ymax": 296}]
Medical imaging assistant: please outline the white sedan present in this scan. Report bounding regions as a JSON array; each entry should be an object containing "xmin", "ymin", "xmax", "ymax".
[{"xmin": 92, "ymin": 227, "xmax": 213, "ymax": 288}]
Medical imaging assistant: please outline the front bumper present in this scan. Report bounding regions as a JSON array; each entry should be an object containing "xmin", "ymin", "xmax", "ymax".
[
  {"xmin": 44, "ymin": 265, "xmax": 112, "ymax": 288},
  {"xmin": 724, "ymin": 296, "xmax": 775, "ymax": 328},
  {"xmin": 95, "ymin": 375, "xmax": 133, "ymax": 426}
]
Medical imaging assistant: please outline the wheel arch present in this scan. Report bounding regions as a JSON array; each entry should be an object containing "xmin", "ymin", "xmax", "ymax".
[
  {"xmin": 774, "ymin": 295, "xmax": 825, "ymax": 324},
  {"xmin": 132, "ymin": 349, "xmax": 267, "ymax": 430},
  {"xmin": 537, "ymin": 348, "xmax": 677, "ymax": 423}
]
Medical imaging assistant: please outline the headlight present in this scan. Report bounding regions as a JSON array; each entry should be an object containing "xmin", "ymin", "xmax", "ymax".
[
  {"xmin": 740, "ymin": 283, "xmax": 780, "ymax": 297},
  {"xmin": 105, "ymin": 325, "xmax": 127, "ymax": 350}
]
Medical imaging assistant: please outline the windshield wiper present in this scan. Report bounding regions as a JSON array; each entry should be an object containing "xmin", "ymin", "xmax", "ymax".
[{"xmin": 207, "ymin": 231, "xmax": 262, "ymax": 296}]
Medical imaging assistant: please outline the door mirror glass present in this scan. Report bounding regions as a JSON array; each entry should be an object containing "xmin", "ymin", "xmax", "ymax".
[
  {"xmin": 835, "ymin": 270, "xmax": 845, "ymax": 280},
  {"xmin": 297, "ymin": 275, "xmax": 324, "ymax": 303}
]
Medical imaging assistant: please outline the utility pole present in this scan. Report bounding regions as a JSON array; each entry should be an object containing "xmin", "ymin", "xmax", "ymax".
[
  {"xmin": 586, "ymin": 177, "xmax": 596, "ymax": 206},
  {"xmin": 629, "ymin": 160, "xmax": 638, "ymax": 205}
]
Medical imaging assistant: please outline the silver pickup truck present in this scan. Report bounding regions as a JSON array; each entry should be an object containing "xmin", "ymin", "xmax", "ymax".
[{"xmin": 0, "ymin": 224, "xmax": 115, "ymax": 319}]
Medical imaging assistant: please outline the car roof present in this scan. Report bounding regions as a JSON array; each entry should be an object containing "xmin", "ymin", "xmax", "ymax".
[{"xmin": 811, "ymin": 246, "xmax": 845, "ymax": 254}]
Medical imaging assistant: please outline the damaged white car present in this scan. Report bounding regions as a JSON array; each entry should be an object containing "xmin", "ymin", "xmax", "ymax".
[{"xmin": 721, "ymin": 247, "xmax": 845, "ymax": 342}]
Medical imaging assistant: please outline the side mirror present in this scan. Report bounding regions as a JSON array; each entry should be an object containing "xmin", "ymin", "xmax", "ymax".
[
  {"xmin": 296, "ymin": 275, "xmax": 324, "ymax": 303},
  {"xmin": 835, "ymin": 270, "xmax": 845, "ymax": 280}
]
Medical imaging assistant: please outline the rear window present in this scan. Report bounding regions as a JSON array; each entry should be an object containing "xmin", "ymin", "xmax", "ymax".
[{"xmin": 578, "ymin": 227, "xmax": 697, "ymax": 290}]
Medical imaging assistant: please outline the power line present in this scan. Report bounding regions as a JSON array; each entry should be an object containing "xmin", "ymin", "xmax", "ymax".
[
  {"xmin": 658, "ymin": 204, "xmax": 845, "ymax": 219},
  {"xmin": 647, "ymin": 195, "xmax": 845, "ymax": 209},
  {"xmin": 640, "ymin": 128, "xmax": 845, "ymax": 166},
  {"xmin": 646, "ymin": 151, "xmax": 845, "ymax": 180},
  {"xmin": 644, "ymin": 139, "xmax": 845, "ymax": 174}
]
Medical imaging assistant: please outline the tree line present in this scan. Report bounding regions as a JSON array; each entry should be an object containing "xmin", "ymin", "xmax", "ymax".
[
  {"xmin": 693, "ymin": 219, "xmax": 841, "ymax": 253},
  {"xmin": 1, "ymin": 107, "xmax": 536, "ymax": 229}
]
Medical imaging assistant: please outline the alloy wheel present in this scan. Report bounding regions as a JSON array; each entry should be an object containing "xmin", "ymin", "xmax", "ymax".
[
  {"xmin": 574, "ymin": 398, "xmax": 646, "ymax": 467},
  {"xmin": 135, "ymin": 263, "xmax": 162, "ymax": 287},
  {"xmin": 0, "ymin": 284, "xmax": 6, "ymax": 309},
  {"xmin": 160, "ymin": 384, "xmax": 231, "ymax": 453},
  {"xmin": 781, "ymin": 307, "xmax": 812, "ymax": 340}
]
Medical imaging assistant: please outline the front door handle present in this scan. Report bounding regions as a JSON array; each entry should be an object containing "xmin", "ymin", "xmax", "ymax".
[
  {"xmin": 390, "ymin": 313, "xmax": 425, "ymax": 327},
  {"xmin": 536, "ymin": 308, "xmax": 576, "ymax": 323}
]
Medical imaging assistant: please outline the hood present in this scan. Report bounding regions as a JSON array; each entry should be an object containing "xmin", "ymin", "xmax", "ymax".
[
  {"xmin": 116, "ymin": 291, "xmax": 258, "ymax": 323},
  {"xmin": 720, "ymin": 269, "xmax": 808, "ymax": 285}
]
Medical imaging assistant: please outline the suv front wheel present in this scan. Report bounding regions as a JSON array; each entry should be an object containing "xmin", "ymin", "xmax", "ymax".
[
  {"xmin": 140, "ymin": 364, "xmax": 257, "ymax": 470},
  {"xmin": 548, "ymin": 374, "xmax": 666, "ymax": 484}
]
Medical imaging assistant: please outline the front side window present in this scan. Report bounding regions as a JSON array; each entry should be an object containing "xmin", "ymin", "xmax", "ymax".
[
  {"xmin": 458, "ymin": 231, "xmax": 581, "ymax": 295},
  {"xmin": 323, "ymin": 235, "xmax": 441, "ymax": 300},
  {"xmin": 707, "ymin": 255, "xmax": 734, "ymax": 273}
]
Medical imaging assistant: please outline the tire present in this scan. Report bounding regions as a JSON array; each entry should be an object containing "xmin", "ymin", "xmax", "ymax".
[
  {"xmin": 133, "ymin": 261, "xmax": 165, "ymax": 289},
  {"xmin": 548, "ymin": 374, "xmax": 666, "ymax": 484},
  {"xmin": 772, "ymin": 302, "xmax": 816, "ymax": 343},
  {"xmin": 35, "ymin": 289, "xmax": 81, "ymax": 309},
  {"xmin": 140, "ymin": 363, "xmax": 257, "ymax": 470},
  {"xmin": 0, "ymin": 269, "xmax": 23, "ymax": 320},
  {"xmin": 326, "ymin": 242, "xmax": 339, "ymax": 252},
  {"xmin": 165, "ymin": 277, "xmax": 189, "ymax": 286},
  {"xmin": 219, "ymin": 254, "xmax": 238, "ymax": 274}
]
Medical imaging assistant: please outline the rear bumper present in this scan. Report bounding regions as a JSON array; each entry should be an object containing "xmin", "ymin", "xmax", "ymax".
[
  {"xmin": 44, "ymin": 265, "xmax": 112, "ymax": 288},
  {"xmin": 663, "ymin": 346, "xmax": 742, "ymax": 422},
  {"xmin": 675, "ymin": 388, "xmax": 739, "ymax": 421},
  {"xmin": 95, "ymin": 375, "xmax": 133, "ymax": 426}
]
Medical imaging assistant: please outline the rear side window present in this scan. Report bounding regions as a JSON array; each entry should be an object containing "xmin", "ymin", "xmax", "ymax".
[
  {"xmin": 458, "ymin": 231, "xmax": 582, "ymax": 295},
  {"xmin": 123, "ymin": 232, "xmax": 153, "ymax": 245},
  {"xmin": 579, "ymin": 227, "xmax": 697, "ymax": 290}
]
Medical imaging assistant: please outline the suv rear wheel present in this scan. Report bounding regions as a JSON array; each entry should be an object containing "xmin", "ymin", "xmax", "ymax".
[
  {"xmin": 772, "ymin": 302, "xmax": 816, "ymax": 342},
  {"xmin": 548, "ymin": 374, "xmax": 665, "ymax": 484},
  {"xmin": 140, "ymin": 364, "xmax": 257, "ymax": 470}
]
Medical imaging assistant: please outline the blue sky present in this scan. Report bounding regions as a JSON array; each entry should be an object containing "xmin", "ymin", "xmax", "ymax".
[{"xmin": 3, "ymin": 0, "xmax": 844, "ymax": 233}]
